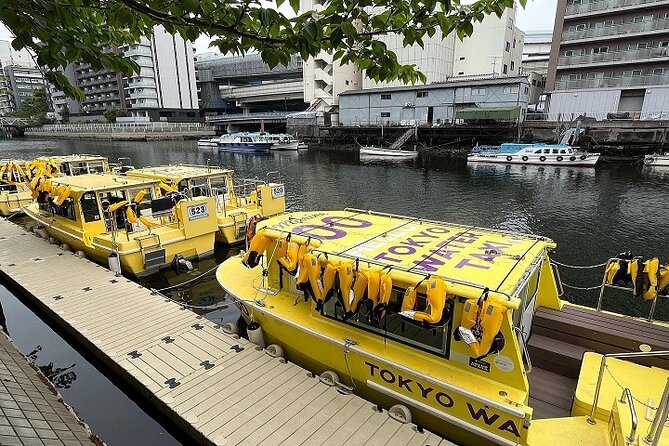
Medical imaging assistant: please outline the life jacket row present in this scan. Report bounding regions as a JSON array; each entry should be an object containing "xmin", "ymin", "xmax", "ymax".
[
  {"xmin": 243, "ymin": 230, "xmax": 509, "ymax": 359},
  {"xmin": 605, "ymin": 254, "xmax": 669, "ymax": 300}
]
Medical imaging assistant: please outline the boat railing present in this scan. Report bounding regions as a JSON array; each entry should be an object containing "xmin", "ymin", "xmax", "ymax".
[
  {"xmin": 588, "ymin": 351, "xmax": 669, "ymax": 443},
  {"xmin": 512, "ymin": 326, "xmax": 533, "ymax": 374},
  {"xmin": 596, "ymin": 257, "xmax": 668, "ymax": 322}
]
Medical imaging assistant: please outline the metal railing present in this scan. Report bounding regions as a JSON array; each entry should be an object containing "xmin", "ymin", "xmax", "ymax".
[
  {"xmin": 566, "ymin": 0, "xmax": 669, "ymax": 16},
  {"xmin": 26, "ymin": 123, "xmax": 209, "ymax": 132},
  {"xmin": 562, "ymin": 18, "xmax": 669, "ymax": 41},
  {"xmin": 558, "ymin": 46, "xmax": 669, "ymax": 67},
  {"xmin": 596, "ymin": 258, "xmax": 668, "ymax": 322},
  {"xmin": 587, "ymin": 351, "xmax": 669, "ymax": 429},
  {"xmin": 645, "ymin": 377, "xmax": 669, "ymax": 445},
  {"xmin": 620, "ymin": 388, "xmax": 638, "ymax": 444},
  {"xmin": 555, "ymin": 74, "xmax": 669, "ymax": 90}
]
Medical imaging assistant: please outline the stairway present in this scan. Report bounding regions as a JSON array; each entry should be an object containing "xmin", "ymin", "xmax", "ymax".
[{"xmin": 388, "ymin": 127, "xmax": 416, "ymax": 150}]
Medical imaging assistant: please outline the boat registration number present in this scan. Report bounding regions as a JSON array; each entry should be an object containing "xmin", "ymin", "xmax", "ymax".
[
  {"xmin": 271, "ymin": 185, "xmax": 285, "ymax": 199},
  {"xmin": 187, "ymin": 203, "xmax": 209, "ymax": 220}
]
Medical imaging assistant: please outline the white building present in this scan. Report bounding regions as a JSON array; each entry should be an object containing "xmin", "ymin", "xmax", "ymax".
[
  {"xmin": 301, "ymin": 2, "xmax": 525, "ymax": 113},
  {"xmin": 522, "ymin": 31, "xmax": 552, "ymax": 77},
  {"xmin": 52, "ymin": 26, "xmax": 199, "ymax": 122},
  {"xmin": 0, "ymin": 41, "xmax": 35, "ymax": 68}
]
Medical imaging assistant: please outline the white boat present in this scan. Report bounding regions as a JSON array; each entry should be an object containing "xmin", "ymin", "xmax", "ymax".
[
  {"xmin": 217, "ymin": 133, "xmax": 273, "ymax": 152},
  {"xmin": 644, "ymin": 153, "xmax": 669, "ymax": 166},
  {"xmin": 197, "ymin": 137, "xmax": 219, "ymax": 147},
  {"xmin": 359, "ymin": 145, "xmax": 418, "ymax": 159},
  {"xmin": 468, "ymin": 143, "xmax": 600, "ymax": 167},
  {"xmin": 257, "ymin": 133, "xmax": 301, "ymax": 151}
]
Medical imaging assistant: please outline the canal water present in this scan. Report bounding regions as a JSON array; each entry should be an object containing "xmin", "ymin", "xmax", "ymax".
[{"xmin": 0, "ymin": 138, "xmax": 668, "ymax": 445}]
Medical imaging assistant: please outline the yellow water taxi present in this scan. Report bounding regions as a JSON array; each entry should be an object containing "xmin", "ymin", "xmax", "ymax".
[
  {"xmin": 217, "ymin": 209, "xmax": 669, "ymax": 446},
  {"xmin": 23, "ymin": 173, "xmax": 217, "ymax": 277},
  {"xmin": 124, "ymin": 164, "xmax": 285, "ymax": 244},
  {"xmin": 0, "ymin": 155, "xmax": 110, "ymax": 216}
]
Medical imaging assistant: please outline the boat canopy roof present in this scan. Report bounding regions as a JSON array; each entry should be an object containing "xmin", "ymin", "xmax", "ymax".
[
  {"xmin": 35, "ymin": 154, "xmax": 109, "ymax": 165},
  {"xmin": 126, "ymin": 164, "xmax": 233, "ymax": 183},
  {"xmin": 260, "ymin": 209, "xmax": 556, "ymax": 298},
  {"xmin": 45, "ymin": 173, "xmax": 158, "ymax": 192}
]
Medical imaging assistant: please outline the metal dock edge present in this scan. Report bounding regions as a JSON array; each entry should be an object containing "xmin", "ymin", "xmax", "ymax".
[{"xmin": 0, "ymin": 219, "xmax": 453, "ymax": 446}]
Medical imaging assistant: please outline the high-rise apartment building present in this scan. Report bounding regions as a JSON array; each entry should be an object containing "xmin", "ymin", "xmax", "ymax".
[
  {"xmin": 3, "ymin": 65, "xmax": 46, "ymax": 110},
  {"xmin": 522, "ymin": 31, "xmax": 552, "ymax": 76},
  {"xmin": 52, "ymin": 26, "xmax": 199, "ymax": 122},
  {"xmin": 546, "ymin": 0, "xmax": 669, "ymax": 116}
]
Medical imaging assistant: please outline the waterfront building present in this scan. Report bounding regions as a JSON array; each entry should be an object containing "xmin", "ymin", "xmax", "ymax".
[
  {"xmin": 3, "ymin": 65, "xmax": 46, "ymax": 112},
  {"xmin": 51, "ymin": 26, "xmax": 198, "ymax": 122},
  {"xmin": 338, "ymin": 76, "xmax": 530, "ymax": 126},
  {"xmin": 522, "ymin": 31, "xmax": 552, "ymax": 76},
  {"xmin": 195, "ymin": 53, "xmax": 308, "ymax": 128},
  {"xmin": 546, "ymin": 0, "xmax": 669, "ymax": 118}
]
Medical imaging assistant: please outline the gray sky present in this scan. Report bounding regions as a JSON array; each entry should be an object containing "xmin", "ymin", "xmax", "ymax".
[{"xmin": 1, "ymin": 0, "xmax": 557, "ymax": 54}]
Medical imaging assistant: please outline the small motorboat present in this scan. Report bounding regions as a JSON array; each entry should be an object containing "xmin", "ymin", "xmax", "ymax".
[
  {"xmin": 359, "ymin": 145, "xmax": 418, "ymax": 159},
  {"xmin": 197, "ymin": 137, "xmax": 219, "ymax": 147},
  {"xmin": 468, "ymin": 143, "xmax": 599, "ymax": 167},
  {"xmin": 218, "ymin": 133, "xmax": 273, "ymax": 153},
  {"xmin": 257, "ymin": 133, "xmax": 301, "ymax": 151},
  {"xmin": 644, "ymin": 153, "xmax": 669, "ymax": 167}
]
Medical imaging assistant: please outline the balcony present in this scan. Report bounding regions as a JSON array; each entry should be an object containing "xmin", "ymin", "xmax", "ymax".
[
  {"xmin": 123, "ymin": 47, "xmax": 153, "ymax": 58},
  {"xmin": 128, "ymin": 92, "xmax": 158, "ymax": 100},
  {"xmin": 562, "ymin": 18, "xmax": 669, "ymax": 41},
  {"xmin": 555, "ymin": 73, "xmax": 669, "ymax": 89},
  {"xmin": 566, "ymin": 0, "xmax": 669, "ymax": 17},
  {"xmin": 558, "ymin": 46, "xmax": 669, "ymax": 67}
]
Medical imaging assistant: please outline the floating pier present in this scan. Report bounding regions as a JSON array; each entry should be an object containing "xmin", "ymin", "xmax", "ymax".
[
  {"xmin": 0, "ymin": 218, "xmax": 454, "ymax": 446},
  {"xmin": 0, "ymin": 330, "xmax": 96, "ymax": 445}
]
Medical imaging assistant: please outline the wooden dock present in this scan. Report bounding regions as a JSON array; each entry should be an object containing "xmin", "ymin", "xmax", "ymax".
[
  {"xmin": 0, "ymin": 218, "xmax": 453, "ymax": 446},
  {"xmin": 0, "ymin": 330, "xmax": 96, "ymax": 445}
]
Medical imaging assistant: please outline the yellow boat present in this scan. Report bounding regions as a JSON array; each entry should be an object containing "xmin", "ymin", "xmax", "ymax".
[
  {"xmin": 23, "ymin": 173, "xmax": 218, "ymax": 277},
  {"xmin": 0, "ymin": 154, "xmax": 110, "ymax": 216},
  {"xmin": 124, "ymin": 164, "xmax": 285, "ymax": 244},
  {"xmin": 216, "ymin": 209, "xmax": 669, "ymax": 446}
]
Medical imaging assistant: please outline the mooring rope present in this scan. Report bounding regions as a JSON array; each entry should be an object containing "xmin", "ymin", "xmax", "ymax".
[
  {"xmin": 561, "ymin": 282, "xmax": 602, "ymax": 291},
  {"xmin": 551, "ymin": 260, "xmax": 609, "ymax": 269},
  {"xmin": 152, "ymin": 263, "xmax": 220, "ymax": 292}
]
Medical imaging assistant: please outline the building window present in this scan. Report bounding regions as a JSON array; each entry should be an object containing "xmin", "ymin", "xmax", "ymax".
[
  {"xmin": 653, "ymin": 68, "xmax": 667, "ymax": 75},
  {"xmin": 505, "ymin": 42, "xmax": 510, "ymax": 52},
  {"xmin": 345, "ymin": 80, "xmax": 350, "ymax": 85},
  {"xmin": 380, "ymin": 112, "xmax": 391, "ymax": 118},
  {"xmin": 661, "ymin": 42, "xmax": 669, "ymax": 47},
  {"xmin": 503, "ymin": 85, "xmax": 519, "ymax": 94},
  {"xmin": 575, "ymin": 24, "xmax": 586, "ymax": 30},
  {"xmin": 471, "ymin": 87, "xmax": 486, "ymax": 95},
  {"xmin": 458, "ymin": 71, "xmax": 465, "ymax": 75},
  {"xmin": 633, "ymin": 16, "xmax": 652, "ymax": 23},
  {"xmin": 592, "ymin": 46, "xmax": 609, "ymax": 54},
  {"xmin": 513, "ymin": 39, "xmax": 516, "ymax": 48},
  {"xmin": 623, "ymin": 70, "xmax": 642, "ymax": 77},
  {"xmin": 511, "ymin": 61, "xmax": 515, "ymax": 71},
  {"xmin": 507, "ymin": 18, "xmax": 514, "ymax": 29},
  {"xmin": 635, "ymin": 43, "xmax": 648, "ymax": 49},
  {"xmin": 459, "ymin": 56, "xmax": 465, "ymax": 60},
  {"xmin": 381, "ymin": 94, "xmax": 391, "ymax": 100},
  {"xmin": 416, "ymin": 91, "xmax": 429, "ymax": 98},
  {"xmin": 503, "ymin": 64, "xmax": 508, "ymax": 74}
]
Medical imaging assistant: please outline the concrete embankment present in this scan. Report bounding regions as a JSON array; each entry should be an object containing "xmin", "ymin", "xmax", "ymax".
[{"xmin": 24, "ymin": 131, "xmax": 214, "ymax": 141}]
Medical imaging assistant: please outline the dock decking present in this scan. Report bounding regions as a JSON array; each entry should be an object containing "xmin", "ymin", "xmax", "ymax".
[
  {"xmin": 0, "ymin": 330, "xmax": 95, "ymax": 446},
  {"xmin": 0, "ymin": 218, "xmax": 453, "ymax": 446}
]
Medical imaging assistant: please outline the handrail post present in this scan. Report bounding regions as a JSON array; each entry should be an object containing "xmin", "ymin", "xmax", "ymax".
[
  {"xmin": 620, "ymin": 388, "xmax": 638, "ymax": 444},
  {"xmin": 597, "ymin": 259, "xmax": 612, "ymax": 311},
  {"xmin": 588, "ymin": 355, "xmax": 608, "ymax": 424},
  {"xmin": 645, "ymin": 377, "xmax": 669, "ymax": 445}
]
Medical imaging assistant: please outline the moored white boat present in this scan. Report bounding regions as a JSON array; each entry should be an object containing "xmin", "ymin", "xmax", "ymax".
[
  {"xmin": 644, "ymin": 153, "xmax": 669, "ymax": 166},
  {"xmin": 217, "ymin": 133, "xmax": 273, "ymax": 153},
  {"xmin": 257, "ymin": 133, "xmax": 301, "ymax": 151},
  {"xmin": 359, "ymin": 145, "xmax": 418, "ymax": 159},
  {"xmin": 197, "ymin": 137, "xmax": 219, "ymax": 147},
  {"xmin": 468, "ymin": 143, "xmax": 599, "ymax": 167}
]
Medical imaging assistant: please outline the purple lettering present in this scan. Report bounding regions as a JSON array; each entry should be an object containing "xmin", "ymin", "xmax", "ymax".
[
  {"xmin": 426, "ymin": 226, "xmax": 450, "ymax": 234},
  {"xmin": 322, "ymin": 216, "xmax": 372, "ymax": 228},
  {"xmin": 374, "ymin": 252, "xmax": 402, "ymax": 264},
  {"xmin": 397, "ymin": 375, "xmax": 413, "ymax": 392},
  {"xmin": 293, "ymin": 225, "xmax": 346, "ymax": 240},
  {"xmin": 380, "ymin": 369, "xmax": 395, "ymax": 384},
  {"xmin": 436, "ymin": 392, "xmax": 454, "ymax": 408},
  {"xmin": 466, "ymin": 403, "xmax": 500, "ymax": 425},
  {"xmin": 413, "ymin": 230, "xmax": 439, "ymax": 239},
  {"xmin": 499, "ymin": 420, "xmax": 521, "ymax": 438},
  {"xmin": 365, "ymin": 361, "xmax": 380, "ymax": 377},
  {"xmin": 456, "ymin": 259, "xmax": 491, "ymax": 270},
  {"xmin": 413, "ymin": 255, "xmax": 445, "ymax": 273},
  {"xmin": 389, "ymin": 245, "xmax": 416, "ymax": 256},
  {"xmin": 415, "ymin": 381, "xmax": 434, "ymax": 399},
  {"xmin": 432, "ymin": 249, "xmax": 458, "ymax": 260},
  {"xmin": 470, "ymin": 252, "xmax": 497, "ymax": 263}
]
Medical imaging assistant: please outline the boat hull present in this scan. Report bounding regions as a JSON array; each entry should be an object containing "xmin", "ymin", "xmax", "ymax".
[
  {"xmin": 468, "ymin": 153, "xmax": 599, "ymax": 167},
  {"xmin": 269, "ymin": 141, "xmax": 299, "ymax": 151},
  {"xmin": 644, "ymin": 155, "xmax": 669, "ymax": 166},
  {"xmin": 218, "ymin": 142, "xmax": 272, "ymax": 153},
  {"xmin": 360, "ymin": 147, "xmax": 418, "ymax": 158}
]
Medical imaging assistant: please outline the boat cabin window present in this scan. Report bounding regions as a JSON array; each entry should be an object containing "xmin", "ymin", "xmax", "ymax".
[
  {"xmin": 40, "ymin": 197, "xmax": 76, "ymax": 221},
  {"xmin": 319, "ymin": 284, "xmax": 452, "ymax": 356},
  {"xmin": 543, "ymin": 149, "xmax": 550, "ymax": 154},
  {"xmin": 560, "ymin": 149, "xmax": 567, "ymax": 154},
  {"xmin": 552, "ymin": 149, "xmax": 559, "ymax": 154},
  {"xmin": 534, "ymin": 149, "xmax": 542, "ymax": 154},
  {"xmin": 99, "ymin": 190, "xmax": 127, "ymax": 231},
  {"xmin": 189, "ymin": 179, "xmax": 209, "ymax": 198},
  {"xmin": 80, "ymin": 192, "xmax": 101, "ymax": 223},
  {"xmin": 128, "ymin": 187, "xmax": 153, "ymax": 216},
  {"xmin": 0, "ymin": 183, "xmax": 17, "ymax": 192}
]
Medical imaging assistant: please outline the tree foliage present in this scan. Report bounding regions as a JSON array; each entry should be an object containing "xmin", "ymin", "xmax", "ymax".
[
  {"xmin": 12, "ymin": 87, "xmax": 48, "ymax": 126},
  {"xmin": 103, "ymin": 107, "xmax": 118, "ymax": 123},
  {"xmin": 60, "ymin": 104, "xmax": 70, "ymax": 123},
  {"xmin": 2, "ymin": 0, "xmax": 521, "ymax": 98}
]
